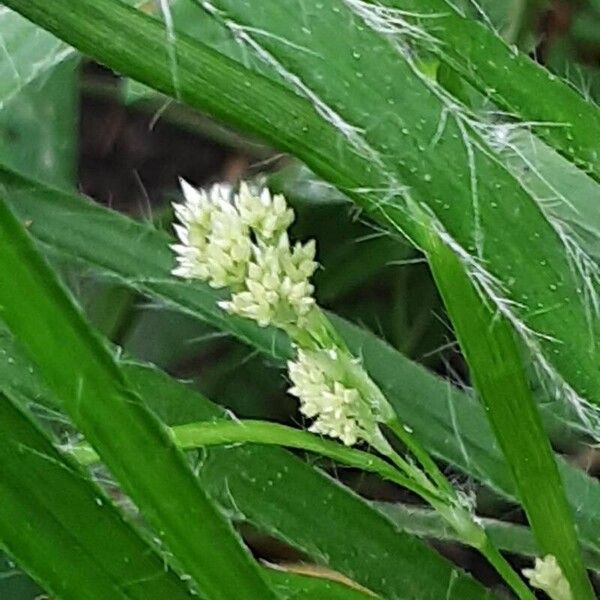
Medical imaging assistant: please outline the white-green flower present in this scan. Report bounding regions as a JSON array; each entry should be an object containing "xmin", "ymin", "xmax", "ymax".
[
  {"xmin": 171, "ymin": 180, "xmax": 250, "ymax": 288},
  {"xmin": 204, "ymin": 203, "xmax": 252, "ymax": 288},
  {"xmin": 172, "ymin": 180, "xmax": 317, "ymax": 329},
  {"xmin": 287, "ymin": 349, "xmax": 379, "ymax": 446},
  {"xmin": 220, "ymin": 233, "xmax": 317, "ymax": 328},
  {"xmin": 235, "ymin": 182, "xmax": 294, "ymax": 241},
  {"xmin": 522, "ymin": 555, "xmax": 572, "ymax": 600}
]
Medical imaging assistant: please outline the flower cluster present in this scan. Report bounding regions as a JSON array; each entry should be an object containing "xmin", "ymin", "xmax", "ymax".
[
  {"xmin": 219, "ymin": 235, "xmax": 317, "ymax": 327},
  {"xmin": 172, "ymin": 181, "xmax": 249, "ymax": 287},
  {"xmin": 173, "ymin": 180, "xmax": 384, "ymax": 447},
  {"xmin": 287, "ymin": 349, "xmax": 377, "ymax": 446},
  {"xmin": 172, "ymin": 180, "xmax": 317, "ymax": 329},
  {"xmin": 522, "ymin": 556, "xmax": 572, "ymax": 600}
]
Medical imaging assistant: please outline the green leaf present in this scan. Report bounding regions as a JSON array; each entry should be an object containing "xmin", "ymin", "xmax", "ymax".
[
  {"xmin": 6, "ymin": 0, "xmax": 598, "ymax": 419},
  {"xmin": 0, "ymin": 197, "xmax": 278, "ymax": 600},
  {"xmin": 71, "ymin": 419, "xmax": 436, "ymax": 500},
  {"xmin": 202, "ymin": 0, "xmax": 599, "ymax": 405},
  {"xmin": 195, "ymin": 450, "xmax": 495, "ymax": 598},
  {"xmin": 4, "ymin": 1, "xmax": 598, "ymax": 587},
  {"xmin": 72, "ymin": 417, "xmax": 600, "ymax": 569},
  {"xmin": 122, "ymin": 0, "xmax": 284, "ymax": 104},
  {"xmin": 3, "ymin": 164, "xmax": 600, "ymax": 563},
  {"xmin": 264, "ymin": 569, "xmax": 376, "ymax": 599},
  {"xmin": 96, "ymin": 0, "xmax": 599, "ymax": 590},
  {"xmin": 0, "ymin": 391, "xmax": 195, "ymax": 600},
  {"xmin": 3, "ymin": 0, "xmax": 600, "ymax": 591},
  {"xmin": 426, "ymin": 231, "xmax": 593, "ymax": 597},
  {"xmin": 0, "ymin": 9, "xmax": 74, "ymax": 107},
  {"xmin": 0, "ymin": 0, "xmax": 158, "ymax": 124},
  {"xmin": 0, "ymin": 9, "xmax": 79, "ymax": 190},
  {"xmin": 199, "ymin": 446, "xmax": 495, "ymax": 600},
  {"xmin": 0, "ymin": 552, "xmax": 377, "ymax": 600},
  {"xmin": 86, "ymin": 411, "xmax": 588, "ymax": 595},
  {"xmin": 497, "ymin": 128, "xmax": 600, "ymax": 263},
  {"xmin": 363, "ymin": 0, "xmax": 600, "ymax": 183},
  {"xmin": 376, "ymin": 503, "xmax": 600, "ymax": 571},
  {"xmin": 0, "ymin": 337, "xmax": 495, "ymax": 599},
  {"xmin": 0, "ymin": 57, "xmax": 78, "ymax": 188}
]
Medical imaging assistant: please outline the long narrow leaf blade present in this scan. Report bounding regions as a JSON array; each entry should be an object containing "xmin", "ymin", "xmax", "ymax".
[
  {"xmin": 6, "ymin": 0, "xmax": 598, "ymax": 417},
  {"xmin": 3, "ymin": 2, "xmax": 598, "ymax": 585},
  {"xmin": 3, "ymin": 165, "xmax": 600, "ymax": 561},
  {"xmin": 0, "ymin": 197, "xmax": 277, "ymax": 600},
  {"xmin": 70, "ymin": 0, "xmax": 595, "ymax": 590},
  {"xmin": 0, "ymin": 337, "xmax": 495, "ymax": 599},
  {"xmin": 0, "ymin": 287, "xmax": 494, "ymax": 600},
  {"xmin": 366, "ymin": 0, "xmax": 600, "ymax": 183},
  {"xmin": 426, "ymin": 233, "xmax": 593, "ymax": 597},
  {"xmin": 200, "ymin": 0, "xmax": 599, "ymax": 410},
  {"xmin": 0, "ymin": 392, "xmax": 194, "ymax": 600}
]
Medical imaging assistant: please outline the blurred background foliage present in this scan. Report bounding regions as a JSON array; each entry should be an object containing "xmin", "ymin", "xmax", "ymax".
[{"xmin": 1, "ymin": 0, "xmax": 600, "ymax": 595}]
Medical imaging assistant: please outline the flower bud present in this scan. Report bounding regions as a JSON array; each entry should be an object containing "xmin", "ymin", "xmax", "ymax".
[
  {"xmin": 287, "ymin": 349, "xmax": 379, "ymax": 446},
  {"xmin": 171, "ymin": 180, "xmax": 250, "ymax": 289},
  {"xmin": 522, "ymin": 555, "xmax": 572, "ymax": 600},
  {"xmin": 235, "ymin": 182, "xmax": 294, "ymax": 241}
]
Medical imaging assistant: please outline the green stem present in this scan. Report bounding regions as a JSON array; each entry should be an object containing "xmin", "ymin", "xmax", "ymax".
[
  {"xmin": 387, "ymin": 419, "xmax": 536, "ymax": 600},
  {"xmin": 70, "ymin": 419, "xmax": 435, "ymax": 501},
  {"xmin": 72, "ymin": 418, "xmax": 534, "ymax": 597},
  {"xmin": 387, "ymin": 418, "xmax": 456, "ymax": 499},
  {"xmin": 424, "ymin": 227, "xmax": 594, "ymax": 599},
  {"xmin": 376, "ymin": 440, "xmax": 441, "ymax": 499},
  {"xmin": 376, "ymin": 503, "xmax": 600, "ymax": 572},
  {"xmin": 480, "ymin": 537, "xmax": 536, "ymax": 600}
]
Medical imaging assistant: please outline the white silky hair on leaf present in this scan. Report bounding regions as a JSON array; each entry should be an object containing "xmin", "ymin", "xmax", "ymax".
[
  {"xmin": 469, "ymin": 123, "xmax": 600, "ymax": 365},
  {"xmin": 341, "ymin": 0, "xmax": 445, "ymax": 51},
  {"xmin": 197, "ymin": 0, "xmax": 600, "ymax": 438},
  {"xmin": 343, "ymin": 0, "xmax": 493, "ymax": 261},
  {"xmin": 198, "ymin": 0, "xmax": 415, "ymax": 212},
  {"xmin": 428, "ymin": 215, "xmax": 600, "ymax": 440},
  {"xmin": 477, "ymin": 119, "xmax": 600, "ymax": 426},
  {"xmin": 480, "ymin": 119, "xmax": 600, "ymax": 326},
  {"xmin": 433, "ymin": 87, "xmax": 600, "ymax": 337},
  {"xmin": 342, "ymin": 0, "xmax": 600, "ymax": 438},
  {"xmin": 200, "ymin": 0, "xmax": 378, "ymax": 164},
  {"xmin": 463, "ymin": 0, "xmax": 499, "ymax": 33},
  {"xmin": 199, "ymin": 0, "xmax": 425, "ymax": 255}
]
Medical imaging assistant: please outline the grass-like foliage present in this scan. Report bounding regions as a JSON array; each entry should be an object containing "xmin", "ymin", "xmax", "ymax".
[{"xmin": 0, "ymin": 0, "xmax": 599, "ymax": 598}]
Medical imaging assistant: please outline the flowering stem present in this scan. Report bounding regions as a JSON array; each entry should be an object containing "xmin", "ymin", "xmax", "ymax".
[
  {"xmin": 163, "ymin": 180, "xmax": 534, "ymax": 596},
  {"xmin": 387, "ymin": 417, "xmax": 456, "ymax": 499},
  {"xmin": 69, "ymin": 419, "xmax": 437, "ymax": 501},
  {"xmin": 480, "ymin": 537, "xmax": 536, "ymax": 600},
  {"xmin": 376, "ymin": 441, "xmax": 441, "ymax": 499},
  {"xmin": 71, "ymin": 419, "xmax": 535, "ymax": 598},
  {"xmin": 386, "ymin": 419, "xmax": 534, "ymax": 598}
]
